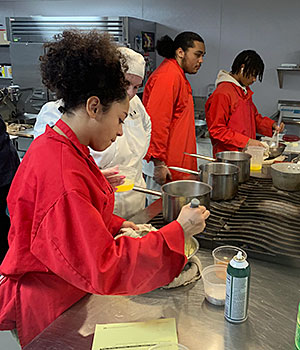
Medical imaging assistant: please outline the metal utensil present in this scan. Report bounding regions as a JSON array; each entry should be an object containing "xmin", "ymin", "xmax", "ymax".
[
  {"xmin": 185, "ymin": 198, "xmax": 200, "ymax": 257},
  {"xmin": 270, "ymin": 129, "xmax": 277, "ymax": 148},
  {"xmin": 270, "ymin": 111, "xmax": 283, "ymax": 148}
]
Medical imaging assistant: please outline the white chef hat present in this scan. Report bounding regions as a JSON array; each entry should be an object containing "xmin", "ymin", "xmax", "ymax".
[{"xmin": 118, "ymin": 47, "xmax": 145, "ymax": 79}]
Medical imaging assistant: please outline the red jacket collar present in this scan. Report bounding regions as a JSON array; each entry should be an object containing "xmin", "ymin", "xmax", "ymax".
[
  {"xmin": 219, "ymin": 81, "xmax": 254, "ymax": 100},
  {"xmin": 166, "ymin": 58, "xmax": 192, "ymax": 93},
  {"xmin": 168, "ymin": 58, "xmax": 188, "ymax": 79},
  {"xmin": 50, "ymin": 119, "xmax": 91, "ymax": 158}
]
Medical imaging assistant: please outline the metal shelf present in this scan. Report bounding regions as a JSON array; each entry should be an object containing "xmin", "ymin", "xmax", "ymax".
[{"xmin": 276, "ymin": 67, "xmax": 300, "ymax": 88}]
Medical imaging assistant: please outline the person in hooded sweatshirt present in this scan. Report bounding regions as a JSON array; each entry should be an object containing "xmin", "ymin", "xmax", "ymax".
[{"xmin": 205, "ymin": 50, "xmax": 284, "ymax": 156}]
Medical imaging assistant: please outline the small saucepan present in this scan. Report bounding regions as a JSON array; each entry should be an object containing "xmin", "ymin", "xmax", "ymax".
[
  {"xmin": 132, "ymin": 180, "xmax": 212, "ymax": 223},
  {"xmin": 184, "ymin": 151, "xmax": 251, "ymax": 183},
  {"xmin": 169, "ymin": 162, "xmax": 239, "ymax": 201}
]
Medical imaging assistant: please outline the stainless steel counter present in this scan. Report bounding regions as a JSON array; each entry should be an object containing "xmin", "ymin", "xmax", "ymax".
[{"xmin": 24, "ymin": 201, "xmax": 300, "ymax": 350}]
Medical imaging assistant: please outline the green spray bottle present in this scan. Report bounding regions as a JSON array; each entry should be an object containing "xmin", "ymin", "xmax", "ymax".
[
  {"xmin": 295, "ymin": 303, "xmax": 300, "ymax": 350},
  {"xmin": 224, "ymin": 251, "xmax": 250, "ymax": 323}
]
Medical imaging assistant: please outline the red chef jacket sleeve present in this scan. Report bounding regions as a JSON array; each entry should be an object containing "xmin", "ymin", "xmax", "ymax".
[
  {"xmin": 252, "ymin": 102, "xmax": 274, "ymax": 137},
  {"xmin": 143, "ymin": 73, "xmax": 177, "ymax": 162},
  {"xmin": 108, "ymin": 214, "xmax": 125, "ymax": 236},
  {"xmin": 31, "ymin": 190, "xmax": 186, "ymax": 296},
  {"xmin": 205, "ymin": 92, "xmax": 250, "ymax": 149}
]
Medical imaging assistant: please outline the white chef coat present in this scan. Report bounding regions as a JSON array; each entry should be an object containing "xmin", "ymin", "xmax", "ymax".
[
  {"xmin": 33, "ymin": 96, "xmax": 151, "ymax": 219},
  {"xmin": 33, "ymin": 100, "xmax": 63, "ymax": 139},
  {"xmin": 92, "ymin": 95, "xmax": 151, "ymax": 219}
]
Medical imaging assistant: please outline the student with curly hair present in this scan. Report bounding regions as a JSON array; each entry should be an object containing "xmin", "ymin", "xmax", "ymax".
[
  {"xmin": 205, "ymin": 50, "xmax": 284, "ymax": 156},
  {"xmin": 34, "ymin": 47, "xmax": 151, "ymax": 220},
  {"xmin": 0, "ymin": 30, "xmax": 209, "ymax": 348}
]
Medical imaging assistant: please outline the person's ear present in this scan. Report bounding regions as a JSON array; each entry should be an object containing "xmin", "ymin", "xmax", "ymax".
[
  {"xmin": 240, "ymin": 64, "xmax": 245, "ymax": 74},
  {"xmin": 176, "ymin": 47, "xmax": 185, "ymax": 60},
  {"xmin": 86, "ymin": 96, "xmax": 102, "ymax": 119}
]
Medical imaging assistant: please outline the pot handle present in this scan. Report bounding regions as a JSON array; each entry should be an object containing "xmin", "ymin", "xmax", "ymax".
[
  {"xmin": 184, "ymin": 152, "xmax": 215, "ymax": 162},
  {"xmin": 168, "ymin": 166, "xmax": 199, "ymax": 176},
  {"xmin": 132, "ymin": 186, "xmax": 161, "ymax": 197}
]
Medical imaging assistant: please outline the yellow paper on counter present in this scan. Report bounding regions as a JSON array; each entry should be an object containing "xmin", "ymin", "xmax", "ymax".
[{"xmin": 91, "ymin": 318, "xmax": 178, "ymax": 350}]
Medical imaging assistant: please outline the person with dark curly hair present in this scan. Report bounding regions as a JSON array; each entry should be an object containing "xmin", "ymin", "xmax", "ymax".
[
  {"xmin": 143, "ymin": 32, "xmax": 205, "ymax": 193},
  {"xmin": 0, "ymin": 30, "xmax": 209, "ymax": 348},
  {"xmin": 205, "ymin": 50, "xmax": 285, "ymax": 156},
  {"xmin": 33, "ymin": 47, "xmax": 151, "ymax": 220}
]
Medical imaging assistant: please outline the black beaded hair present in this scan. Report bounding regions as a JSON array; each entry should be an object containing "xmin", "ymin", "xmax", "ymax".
[
  {"xmin": 156, "ymin": 31, "xmax": 204, "ymax": 59},
  {"xmin": 40, "ymin": 30, "xmax": 128, "ymax": 113},
  {"xmin": 231, "ymin": 50, "xmax": 264, "ymax": 82}
]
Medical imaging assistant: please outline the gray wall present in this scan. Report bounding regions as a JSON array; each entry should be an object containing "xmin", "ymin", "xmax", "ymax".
[{"xmin": 1, "ymin": 0, "xmax": 300, "ymax": 116}]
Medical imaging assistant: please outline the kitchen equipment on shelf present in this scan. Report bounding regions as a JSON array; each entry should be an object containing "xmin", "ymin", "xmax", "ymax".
[
  {"xmin": 271, "ymin": 162, "xmax": 300, "ymax": 191},
  {"xmin": 132, "ymin": 180, "xmax": 212, "ymax": 222},
  {"xmin": 184, "ymin": 151, "xmax": 251, "ymax": 183},
  {"xmin": 277, "ymin": 100, "xmax": 300, "ymax": 137},
  {"xmin": 6, "ymin": 16, "xmax": 157, "ymax": 116},
  {"xmin": 169, "ymin": 162, "xmax": 239, "ymax": 201}
]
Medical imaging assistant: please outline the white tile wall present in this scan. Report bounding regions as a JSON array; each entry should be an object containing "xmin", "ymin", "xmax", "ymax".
[{"xmin": 1, "ymin": 0, "xmax": 300, "ymax": 116}]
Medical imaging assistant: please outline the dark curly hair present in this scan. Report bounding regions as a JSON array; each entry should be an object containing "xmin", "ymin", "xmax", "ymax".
[
  {"xmin": 231, "ymin": 50, "xmax": 264, "ymax": 82},
  {"xmin": 40, "ymin": 30, "xmax": 128, "ymax": 113},
  {"xmin": 156, "ymin": 32, "xmax": 204, "ymax": 59}
]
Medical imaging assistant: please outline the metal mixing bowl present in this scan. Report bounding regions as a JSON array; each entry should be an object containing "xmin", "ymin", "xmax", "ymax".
[
  {"xmin": 186, "ymin": 237, "xmax": 199, "ymax": 259},
  {"xmin": 268, "ymin": 142, "xmax": 286, "ymax": 158}
]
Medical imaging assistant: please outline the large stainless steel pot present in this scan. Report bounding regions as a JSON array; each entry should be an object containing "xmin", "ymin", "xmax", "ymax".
[
  {"xmin": 184, "ymin": 151, "xmax": 251, "ymax": 183},
  {"xmin": 133, "ymin": 180, "xmax": 212, "ymax": 222},
  {"xmin": 270, "ymin": 162, "xmax": 300, "ymax": 191},
  {"xmin": 169, "ymin": 162, "xmax": 239, "ymax": 200}
]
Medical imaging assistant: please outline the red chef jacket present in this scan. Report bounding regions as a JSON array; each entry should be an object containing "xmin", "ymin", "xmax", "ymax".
[
  {"xmin": 143, "ymin": 58, "xmax": 197, "ymax": 180},
  {"xmin": 205, "ymin": 80, "xmax": 274, "ymax": 156},
  {"xmin": 0, "ymin": 119, "xmax": 186, "ymax": 348}
]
